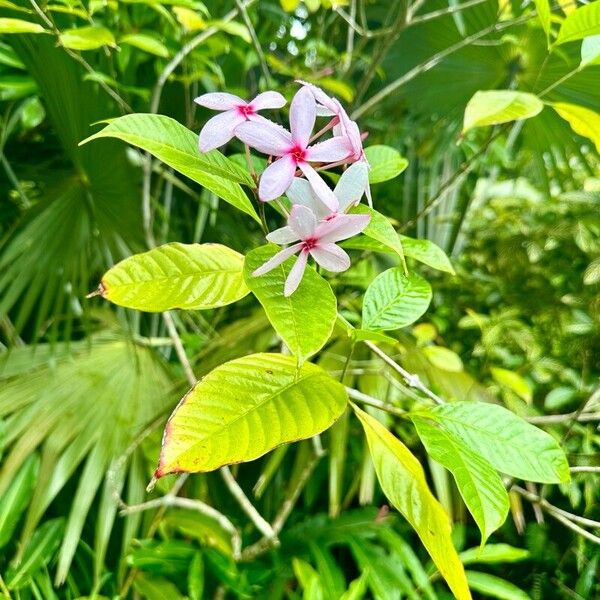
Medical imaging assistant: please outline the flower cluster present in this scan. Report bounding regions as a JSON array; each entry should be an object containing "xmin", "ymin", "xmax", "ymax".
[{"xmin": 195, "ymin": 82, "xmax": 371, "ymax": 296}]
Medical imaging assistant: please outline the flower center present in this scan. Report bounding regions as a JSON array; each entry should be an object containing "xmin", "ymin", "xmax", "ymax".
[
  {"xmin": 237, "ymin": 104, "xmax": 255, "ymax": 118},
  {"xmin": 288, "ymin": 144, "xmax": 307, "ymax": 164},
  {"xmin": 324, "ymin": 213, "xmax": 337, "ymax": 221},
  {"xmin": 301, "ymin": 237, "xmax": 318, "ymax": 251}
]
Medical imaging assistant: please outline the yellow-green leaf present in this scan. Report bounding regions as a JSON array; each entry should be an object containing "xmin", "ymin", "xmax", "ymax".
[
  {"xmin": 352, "ymin": 405, "xmax": 472, "ymax": 600},
  {"xmin": 533, "ymin": 0, "xmax": 551, "ymax": 41},
  {"xmin": 423, "ymin": 346, "xmax": 463, "ymax": 372},
  {"xmin": 463, "ymin": 91, "xmax": 543, "ymax": 133},
  {"xmin": 98, "ymin": 243, "xmax": 249, "ymax": 311},
  {"xmin": 119, "ymin": 33, "xmax": 169, "ymax": 57},
  {"xmin": 363, "ymin": 145, "xmax": 408, "ymax": 184},
  {"xmin": 491, "ymin": 367, "xmax": 532, "ymax": 403},
  {"xmin": 351, "ymin": 205, "xmax": 405, "ymax": 259},
  {"xmin": 0, "ymin": 18, "xmax": 47, "ymax": 34},
  {"xmin": 555, "ymin": 1, "xmax": 600, "ymax": 46},
  {"xmin": 156, "ymin": 354, "xmax": 347, "ymax": 476},
  {"xmin": 59, "ymin": 26, "xmax": 116, "ymax": 51},
  {"xmin": 244, "ymin": 245, "xmax": 337, "ymax": 363},
  {"xmin": 550, "ymin": 102, "xmax": 600, "ymax": 153}
]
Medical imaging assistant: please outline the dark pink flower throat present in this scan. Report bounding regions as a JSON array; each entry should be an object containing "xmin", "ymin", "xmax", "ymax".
[
  {"xmin": 237, "ymin": 104, "xmax": 255, "ymax": 117},
  {"xmin": 301, "ymin": 237, "xmax": 318, "ymax": 251},
  {"xmin": 289, "ymin": 144, "xmax": 307, "ymax": 164}
]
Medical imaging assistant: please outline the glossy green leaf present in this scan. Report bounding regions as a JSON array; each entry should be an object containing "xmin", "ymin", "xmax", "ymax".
[
  {"xmin": 353, "ymin": 405, "xmax": 471, "ymax": 600},
  {"xmin": 581, "ymin": 35, "xmax": 600, "ymax": 66},
  {"xmin": 412, "ymin": 416, "xmax": 509, "ymax": 545},
  {"xmin": 6, "ymin": 518, "xmax": 64, "ymax": 590},
  {"xmin": 463, "ymin": 91, "xmax": 543, "ymax": 133},
  {"xmin": 0, "ymin": 18, "xmax": 47, "ymax": 34},
  {"xmin": 351, "ymin": 205, "xmax": 405, "ymax": 258},
  {"xmin": 156, "ymin": 353, "xmax": 347, "ymax": 476},
  {"xmin": 428, "ymin": 402, "xmax": 570, "ymax": 483},
  {"xmin": 400, "ymin": 235, "xmax": 455, "ymax": 274},
  {"xmin": 550, "ymin": 102, "xmax": 600, "ymax": 153},
  {"xmin": 188, "ymin": 552, "xmax": 204, "ymax": 600},
  {"xmin": 491, "ymin": 367, "xmax": 532, "ymax": 403},
  {"xmin": 59, "ymin": 26, "xmax": 116, "ymax": 50},
  {"xmin": 119, "ymin": 33, "xmax": 169, "ymax": 57},
  {"xmin": 98, "ymin": 243, "xmax": 249, "ymax": 312},
  {"xmin": 244, "ymin": 245, "xmax": 337, "ymax": 363},
  {"xmin": 363, "ymin": 268, "xmax": 432, "ymax": 331},
  {"xmin": 80, "ymin": 114, "xmax": 259, "ymax": 223},
  {"xmin": 555, "ymin": 1, "xmax": 600, "ymax": 46},
  {"xmin": 465, "ymin": 571, "xmax": 530, "ymax": 600},
  {"xmin": 533, "ymin": 0, "xmax": 550, "ymax": 41},
  {"xmin": 364, "ymin": 145, "xmax": 408, "ymax": 184},
  {"xmin": 459, "ymin": 544, "xmax": 530, "ymax": 566},
  {"xmin": 423, "ymin": 346, "xmax": 463, "ymax": 372},
  {"xmin": 0, "ymin": 454, "xmax": 38, "ymax": 549}
]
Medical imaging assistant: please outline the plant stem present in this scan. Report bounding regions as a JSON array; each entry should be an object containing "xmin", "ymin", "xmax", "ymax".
[{"xmin": 346, "ymin": 387, "xmax": 407, "ymax": 417}]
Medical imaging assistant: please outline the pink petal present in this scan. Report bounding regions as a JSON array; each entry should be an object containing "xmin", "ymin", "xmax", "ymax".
[
  {"xmin": 297, "ymin": 80, "xmax": 339, "ymax": 115},
  {"xmin": 334, "ymin": 162, "xmax": 369, "ymax": 211},
  {"xmin": 194, "ymin": 92, "xmax": 244, "ymax": 111},
  {"xmin": 298, "ymin": 163, "xmax": 339, "ymax": 212},
  {"xmin": 310, "ymin": 243, "xmax": 351, "ymax": 272},
  {"xmin": 258, "ymin": 155, "xmax": 296, "ymax": 201},
  {"xmin": 306, "ymin": 136, "xmax": 352, "ymax": 162},
  {"xmin": 288, "ymin": 204, "xmax": 316, "ymax": 239},
  {"xmin": 235, "ymin": 119, "xmax": 292, "ymax": 156},
  {"xmin": 315, "ymin": 213, "xmax": 371, "ymax": 243},
  {"xmin": 251, "ymin": 91, "xmax": 286, "ymax": 110},
  {"xmin": 198, "ymin": 110, "xmax": 246, "ymax": 152},
  {"xmin": 286, "ymin": 178, "xmax": 330, "ymax": 220},
  {"xmin": 289, "ymin": 87, "xmax": 316, "ymax": 148},
  {"xmin": 253, "ymin": 243, "xmax": 302, "ymax": 277},
  {"xmin": 266, "ymin": 226, "xmax": 299, "ymax": 245},
  {"xmin": 284, "ymin": 250, "xmax": 309, "ymax": 296}
]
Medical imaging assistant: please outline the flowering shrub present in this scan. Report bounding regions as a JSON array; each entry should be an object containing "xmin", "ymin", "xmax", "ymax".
[{"xmin": 83, "ymin": 82, "xmax": 571, "ymax": 600}]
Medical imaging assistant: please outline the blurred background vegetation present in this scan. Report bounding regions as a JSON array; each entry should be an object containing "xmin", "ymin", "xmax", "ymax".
[{"xmin": 0, "ymin": 0, "xmax": 599, "ymax": 598}]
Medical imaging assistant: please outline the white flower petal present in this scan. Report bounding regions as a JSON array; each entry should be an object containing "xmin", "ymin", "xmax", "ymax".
[
  {"xmin": 251, "ymin": 91, "xmax": 286, "ymax": 110},
  {"xmin": 194, "ymin": 92, "xmax": 244, "ymax": 111},
  {"xmin": 289, "ymin": 87, "xmax": 316, "ymax": 148},
  {"xmin": 315, "ymin": 213, "xmax": 371, "ymax": 243},
  {"xmin": 286, "ymin": 178, "xmax": 330, "ymax": 220},
  {"xmin": 298, "ymin": 163, "xmax": 339, "ymax": 212},
  {"xmin": 258, "ymin": 155, "xmax": 296, "ymax": 201},
  {"xmin": 252, "ymin": 243, "xmax": 302, "ymax": 277},
  {"xmin": 288, "ymin": 204, "xmax": 317, "ymax": 239},
  {"xmin": 266, "ymin": 226, "xmax": 299, "ymax": 245},
  {"xmin": 198, "ymin": 111, "xmax": 245, "ymax": 152},
  {"xmin": 306, "ymin": 136, "xmax": 352, "ymax": 162},
  {"xmin": 284, "ymin": 250, "xmax": 309, "ymax": 296},
  {"xmin": 235, "ymin": 118, "xmax": 292, "ymax": 156},
  {"xmin": 334, "ymin": 162, "xmax": 369, "ymax": 211},
  {"xmin": 310, "ymin": 243, "xmax": 351, "ymax": 272}
]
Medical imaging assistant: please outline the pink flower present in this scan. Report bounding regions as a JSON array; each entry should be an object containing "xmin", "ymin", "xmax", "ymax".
[
  {"xmin": 195, "ymin": 91, "xmax": 286, "ymax": 152},
  {"xmin": 299, "ymin": 81, "xmax": 372, "ymax": 205},
  {"xmin": 286, "ymin": 161, "xmax": 369, "ymax": 220},
  {"xmin": 253, "ymin": 204, "xmax": 370, "ymax": 296},
  {"xmin": 235, "ymin": 87, "xmax": 352, "ymax": 206}
]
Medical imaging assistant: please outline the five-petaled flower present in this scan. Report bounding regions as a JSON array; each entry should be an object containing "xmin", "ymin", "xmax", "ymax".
[
  {"xmin": 253, "ymin": 204, "xmax": 370, "ymax": 297},
  {"xmin": 194, "ymin": 91, "xmax": 286, "ymax": 152},
  {"xmin": 235, "ymin": 87, "xmax": 351, "ymax": 206}
]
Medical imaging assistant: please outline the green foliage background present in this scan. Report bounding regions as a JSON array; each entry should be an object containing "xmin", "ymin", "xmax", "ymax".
[{"xmin": 0, "ymin": 0, "xmax": 599, "ymax": 598}]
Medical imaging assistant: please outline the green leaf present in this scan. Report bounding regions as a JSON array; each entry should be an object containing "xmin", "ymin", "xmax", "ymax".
[
  {"xmin": 351, "ymin": 328, "xmax": 398, "ymax": 346},
  {"xmin": 156, "ymin": 353, "xmax": 347, "ymax": 476},
  {"xmin": 400, "ymin": 236, "xmax": 455, "ymax": 274},
  {"xmin": 364, "ymin": 145, "xmax": 408, "ymax": 184},
  {"xmin": 581, "ymin": 35, "xmax": 600, "ymax": 66},
  {"xmin": 427, "ymin": 402, "xmax": 570, "ymax": 483},
  {"xmin": 6, "ymin": 519, "xmax": 64, "ymax": 590},
  {"xmin": 352, "ymin": 405, "xmax": 471, "ymax": 600},
  {"xmin": 533, "ymin": 0, "xmax": 550, "ymax": 41},
  {"xmin": 119, "ymin": 33, "xmax": 169, "ymax": 57},
  {"xmin": 98, "ymin": 243, "xmax": 249, "ymax": 312},
  {"xmin": 550, "ymin": 102, "xmax": 600, "ymax": 153},
  {"xmin": 463, "ymin": 91, "xmax": 543, "ymax": 133},
  {"xmin": 244, "ymin": 245, "xmax": 337, "ymax": 363},
  {"xmin": 363, "ymin": 268, "xmax": 432, "ymax": 331},
  {"xmin": 555, "ymin": 1, "xmax": 600, "ymax": 46},
  {"xmin": 584, "ymin": 257, "xmax": 600, "ymax": 285},
  {"xmin": 490, "ymin": 367, "xmax": 532, "ymax": 403},
  {"xmin": 0, "ymin": 18, "xmax": 47, "ymax": 34},
  {"xmin": 412, "ymin": 416, "xmax": 509, "ymax": 545},
  {"xmin": 459, "ymin": 544, "xmax": 530, "ymax": 566},
  {"xmin": 465, "ymin": 571, "xmax": 531, "ymax": 600},
  {"xmin": 0, "ymin": 454, "xmax": 39, "ymax": 549},
  {"xmin": 80, "ymin": 114, "xmax": 259, "ymax": 223},
  {"xmin": 188, "ymin": 552, "xmax": 204, "ymax": 600},
  {"xmin": 423, "ymin": 346, "xmax": 463, "ymax": 372},
  {"xmin": 351, "ymin": 205, "xmax": 405, "ymax": 259},
  {"xmin": 59, "ymin": 26, "xmax": 116, "ymax": 50}
]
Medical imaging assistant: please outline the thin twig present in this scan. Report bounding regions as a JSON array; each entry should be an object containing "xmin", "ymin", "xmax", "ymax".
[
  {"xmin": 346, "ymin": 387, "xmax": 407, "ymax": 417},
  {"xmin": 235, "ymin": 0, "xmax": 272, "ymax": 86},
  {"xmin": 570, "ymin": 466, "xmax": 600, "ymax": 474},
  {"xmin": 409, "ymin": 0, "xmax": 488, "ymax": 25},
  {"xmin": 364, "ymin": 341, "xmax": 445, "ymax": 405},
  {"xmin": 526, "ymin": 412, "xmax": 600, "ymax": 425}
]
